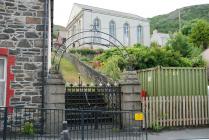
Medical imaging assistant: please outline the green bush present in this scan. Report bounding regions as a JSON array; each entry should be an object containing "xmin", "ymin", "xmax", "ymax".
[
  {"xmin": 80, "ymin": 57, "xmax": 92, "ymax": 62},
  {"xmin": 166, "ymin": 32, "xmax": 192, "ymax": 57},
  {"xmin": 22, "ymin": 121, "xmax": 36, "ymax": 135},
  {"xmin": 95, "ymin": 45, "xmax": 205, "ymax": 70},
  {"xmin": 101, "ymin": 56, "xmax": 123, "ymax": 80},
  {"xmin": 69, "ymin": 48, "xmax": 104, "ymax": 56},
  {"xmin": 151, "ymin": 122, "xmax": 164, "ymax": 132}
]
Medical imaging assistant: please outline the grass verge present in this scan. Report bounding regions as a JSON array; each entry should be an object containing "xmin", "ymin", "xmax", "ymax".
[{"xmin": 59, "ymin": 57, "xmax": 93, "ymax": 84}]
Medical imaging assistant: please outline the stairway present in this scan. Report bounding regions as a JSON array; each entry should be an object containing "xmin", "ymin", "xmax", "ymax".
[
  {"xmin": 65, "ymin": 92, "xmax": 107, "ymax": 109},
  {"xmin": 65, "ymin": 92, "xmax": 113, "ymax": 125}
]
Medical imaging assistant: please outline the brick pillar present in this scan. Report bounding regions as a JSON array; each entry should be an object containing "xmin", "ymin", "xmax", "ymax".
[
  {"xmin": 44, "ymin": 72, "xmax": 65, "ymax": 134},
  {"xmin": 119, "ymin": 71, "xmax": 141, "ymax": 128}
]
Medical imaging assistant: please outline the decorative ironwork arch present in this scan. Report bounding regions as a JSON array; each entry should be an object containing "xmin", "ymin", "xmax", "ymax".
[{"xmin": 53, "ymin": 30, "xmax": 130, "ymax": 71}]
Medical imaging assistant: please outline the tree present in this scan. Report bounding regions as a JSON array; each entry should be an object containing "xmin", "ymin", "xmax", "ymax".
[
  {"xmin": 181, "ymin": 19, "xmax": 199, "ymax": 36},
  {"xmin": 167, "ymin": 32, "xmax": 192, "ymax": 57},
  {"xmin": 189, "ymin": 19, "xmax": 209, "ymax": 49}
]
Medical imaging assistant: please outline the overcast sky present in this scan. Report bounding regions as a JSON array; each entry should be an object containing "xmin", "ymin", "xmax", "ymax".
[{"xmin": 54, "ymin": 0, "xmax": 209, "ymax": 27}]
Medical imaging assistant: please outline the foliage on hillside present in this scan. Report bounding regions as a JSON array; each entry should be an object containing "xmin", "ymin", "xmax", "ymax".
[
  {"xmin": 53, "ymin": 25, "xmax": 66, "ymax": 38},
  {"xmin": 149, "ymin": 4, "xmax": 209, "ymax": 33}
]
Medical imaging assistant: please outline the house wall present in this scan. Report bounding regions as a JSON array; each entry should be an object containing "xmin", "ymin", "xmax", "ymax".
[
  {"xmin": 151, "ymin": 30, "xmax": 170, "ymax": 46},
  {"xmin": 0, "ymin": 0, "xmax": 49, "ymax": 108},
  {"xmin": 67, "ymin": 10, "xmax": 150, "ymax": 47},
  {"xmin": 83, "ymin": 11, "xmax": 150, "ymax": 47}
]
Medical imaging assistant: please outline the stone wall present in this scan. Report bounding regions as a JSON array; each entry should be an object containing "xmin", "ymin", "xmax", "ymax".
[
  {"xmin": 119, "ymin": 71, "xmax": 142, "ymax": 128},
  {"xmin": 44, "ymin": 72, "xmax": 65, "ymax": 134},
  {"xmin": 64, "ymin": 53, "xmax": 113, "ymax": 84},
  {"xmin": 0, "ymin": 0, "xmax": 47, "ymax": 108}
]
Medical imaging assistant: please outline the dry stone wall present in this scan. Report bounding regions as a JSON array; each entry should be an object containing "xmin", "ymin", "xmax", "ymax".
[{"xmin": 0, "ymin": 0, "xmax": 47, "ymax": 108}]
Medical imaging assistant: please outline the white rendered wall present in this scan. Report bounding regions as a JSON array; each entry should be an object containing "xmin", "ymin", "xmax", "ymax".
[{"xmin": 82, "ymin": 11, "xmax": 150, "ymax": 47}]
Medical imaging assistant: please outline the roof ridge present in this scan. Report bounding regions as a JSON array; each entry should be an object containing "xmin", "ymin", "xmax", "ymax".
[{"xmin": 73, "ymin": 3, "xmax": 147, "ymax": 21}]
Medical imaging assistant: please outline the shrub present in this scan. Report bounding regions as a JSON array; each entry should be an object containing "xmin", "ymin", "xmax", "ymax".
[
  {"xmin": 22, "ymin": 121, "xmax": 36, "ymax": 135},
  {"xmin": 95, "ymin": 46, "xmax": 205, "ymax": 70},
  {"xmin": 101, "ymin": 56, "xmax": 123, "ymax": 80},
  {"xmin": 80, "ymin": 57, "xmax": 91, "ymax": 62},
  {"xmin": 166, "ymin": 32, "xmax": 192, "ymax": 57},
  {"xmin": 69, "ymin": 48, "xmax": 104, "ymax": 56}
]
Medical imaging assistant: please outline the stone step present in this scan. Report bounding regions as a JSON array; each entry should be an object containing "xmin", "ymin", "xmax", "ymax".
[{"xmin": 65, "ymin": 99, "xmax": 105, "ymax": 103}]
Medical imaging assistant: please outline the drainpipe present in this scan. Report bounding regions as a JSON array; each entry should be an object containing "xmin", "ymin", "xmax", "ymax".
[{"xmin": 40, "ymin": 0, "xmax": 48, "ymax": 134}]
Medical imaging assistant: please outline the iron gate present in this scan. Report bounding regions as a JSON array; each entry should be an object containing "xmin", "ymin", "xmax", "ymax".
[
  {"xmin": 66, "ymin": 109, "xmax": 145, "ymax": 140},
  {"xmin": 65, "ymin": 84, "xmax": 122, "ymax": 133},
  {"xmin": 65, "ymin": 85, "xmax": 147, "ymax": 140},
  {"xmin": 65, "ymin": 85, "xmax": 121, "ymax": 111}
]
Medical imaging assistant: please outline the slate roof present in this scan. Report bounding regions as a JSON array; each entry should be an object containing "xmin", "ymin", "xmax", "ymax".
[{"xmin": 74, "ymin": 3, "xmax": 148, "ymax": 21}]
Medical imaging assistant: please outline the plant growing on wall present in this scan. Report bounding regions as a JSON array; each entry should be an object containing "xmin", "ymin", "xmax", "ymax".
[
  {"xmin": 22, "ymin": 121, "xmax": 36, "ymax": 136},
  {"xmin": 101, "ymin": 56, "xmax": 124, "ymax": 80}
]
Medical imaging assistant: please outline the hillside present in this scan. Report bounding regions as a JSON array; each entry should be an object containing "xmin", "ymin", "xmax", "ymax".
[
  {"xmin": 53, "ymin": 25, "xmax": 66, "ymax": 38},
  {"xmin": 149, "ymin": 4, "xmax": 209, "ymax": 33}
]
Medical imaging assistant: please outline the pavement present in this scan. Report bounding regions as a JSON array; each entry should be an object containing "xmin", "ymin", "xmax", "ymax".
[
  {"xmin": 147, "ymin": 127, "xmax": 209, "ymax": 140},
  {"xmin": 0, "ymin": 127, "xmax": 208, "ymax": 140}
]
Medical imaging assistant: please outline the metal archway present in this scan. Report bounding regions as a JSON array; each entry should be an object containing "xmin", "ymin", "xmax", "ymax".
[{"xmin": 53, "ymin": 30, "xmax": 130, "ymax": 71}]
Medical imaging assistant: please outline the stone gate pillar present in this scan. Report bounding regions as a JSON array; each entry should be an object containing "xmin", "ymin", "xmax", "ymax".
[
  {"xmin": 119, "ymin": 71, "xmax": 141, "ymax": 128},
  {"xmin": 44, "ymin": 71, "xmax": 65, "ymax": 134}
]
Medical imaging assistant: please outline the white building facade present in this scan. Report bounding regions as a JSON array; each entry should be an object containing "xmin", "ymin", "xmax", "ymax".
[{"xmin": 66, "ymin": 3, "xmax": 150, "ymax": 48}]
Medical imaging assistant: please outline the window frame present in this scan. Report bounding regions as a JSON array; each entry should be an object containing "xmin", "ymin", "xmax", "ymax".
[
  {"xmin": 123, "ymin": 23, "xmax": 130, "ymax": 46},
  {"xmin": 137, "ymin": 25, "xmax": 143, "ymax": 44},
  {"xmin": 109, "ymin": 20, "xmax": 116, "ymax": 44},
  {"xmin": 93, "ymin": 17, "xmax": 101, "ymax": 43},
  {"xmin": 0, "ymin": 56, "xmax": 7, "ymax": 107},
  {"xmin": 109, "ymin": 20, "xmax": 116, "ymax": 37}
]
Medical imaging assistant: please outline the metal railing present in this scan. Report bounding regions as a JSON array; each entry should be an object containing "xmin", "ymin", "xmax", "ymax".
[
  {"xmin": 0, "ymin": 107, "xmax": 146, "ymax": 140},
  {"xmin": 66, "ymin": 109, "xmax": 146, "ymax": 140},
  {"xmin": 0, "ymin": 107, "xmax": 64, "ymax": 140}
]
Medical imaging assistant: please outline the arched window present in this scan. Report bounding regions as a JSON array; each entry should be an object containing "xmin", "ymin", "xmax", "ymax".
[
  {"xmin": 71, "ymin": 25, "xmax": 76, "ymax": 41},
  {"xmin": 93, "ymin": 18, "xmax": 101, "ymax": 31},
  {"xmin": 93, "ymin": 18, "xmax": 101, "ymax": 43},
  {"xmin": 109, "ymin": 20, "xmax": 116, "ymax": 37},
  {"xmin": 109, "ymin": 20, "xmax": 116, "ymax": 43},
  {"xmin": 137, "ymin": 25, "xmax": 143, "ymax": 44},
  {"xmin": 123, "ymin": 23, "xmax": 130, "ymax": 46}
]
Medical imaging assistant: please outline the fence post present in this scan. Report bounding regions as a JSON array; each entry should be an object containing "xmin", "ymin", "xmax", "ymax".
[
  {"xmin": 81, "ymin": 111, "xmax": 85, "ymax": 140},
  {"xmin": 60, "ymin": 121, "xmax": 70, "ymax": 140},
  {"xmin": 119, "ymin": 86, "xmax": 122, "ymax": 129},
  {"xmin": 3, "ymin": 107, "xmax": 8, "ymax": 140},
  {"xmin": 94, "ymin": 110, "xmax": 98, "ymax": 129}
]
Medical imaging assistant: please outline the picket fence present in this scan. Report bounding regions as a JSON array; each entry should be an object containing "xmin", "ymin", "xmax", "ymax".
[{"xmin": 142, "ymin": 96, "xmax": 209, "ymax": 128}]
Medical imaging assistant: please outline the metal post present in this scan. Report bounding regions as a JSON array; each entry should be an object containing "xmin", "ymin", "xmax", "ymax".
[
  {"xmin": 144, "ymin": 98, "xmax": 148, "ymax": 140},
  {"xmin": 81, "ymin": 111, "xmax": 84, "ymax": 140},
  {"xmin": 3, "ymin": 107, "xmax": 8, "ymax": 140},
  {"xmin": 78, "ymin": 73, "xmax": 81, "ymax": 86},
  {"xmin": 63, "ymin": 121, "xmax": 68, "ymax": 130},
  {"xmin": 119, "ymin": 86, "xmax": 122, "ymax": 129},
  {"xmin": 94, "ymin": 110, "xmax": 98, "ymax": 129}
]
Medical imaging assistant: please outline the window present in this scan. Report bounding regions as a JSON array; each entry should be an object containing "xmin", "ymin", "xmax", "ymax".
[
  {"xmin": 72, "ymin": 25, "xmax": 76, "ymax": 41},
  {"xmin": 137, "ymin": 25, "xmax": 143, "ymax": 44},
  {"xmin": 77, "ymin": 20, "xmax": 81, "ymax": 40},
  {"xmin": 93, "ymin": 18, "xmax": 101, "ymax": 43},
  {"xmin": 0, "ymin": 57, "xmax": 6, "ymax": 106},
  {"xmin": 123, "ymin": 23, "xmax": 130, "ymax": 46},
  {"xmin": 109, "ymin": 20, "xmax": 116, "ymax": 43}
]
